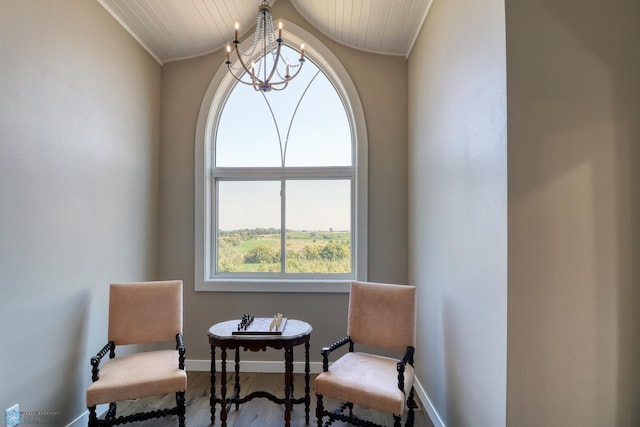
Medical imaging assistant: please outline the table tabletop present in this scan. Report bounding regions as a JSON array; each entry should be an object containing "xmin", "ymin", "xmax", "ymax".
[{"xmin": 208, "ymin": 319, "xmax": 312, "ymax": 341}]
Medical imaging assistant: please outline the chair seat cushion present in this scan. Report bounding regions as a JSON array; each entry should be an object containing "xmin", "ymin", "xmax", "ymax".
[
  {"xmin": 315, "ymin": 351, "xmax": 415, "ymax": 416},
  {"xmin": 86, "ymin": 350, "xmax": 187, "ymax": 407}
]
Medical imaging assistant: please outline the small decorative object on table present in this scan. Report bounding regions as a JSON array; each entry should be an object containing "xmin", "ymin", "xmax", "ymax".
[
  {"xmin": 270, "ymin": 313, "xmax": 284, "ymax": 331},
  {"xmin": 232, "ymin": 313, "xmax": 288, "ymax": 335},
  {"xmin": 237, "ymin": 313, "xmax": 254, "ymax": 331}
]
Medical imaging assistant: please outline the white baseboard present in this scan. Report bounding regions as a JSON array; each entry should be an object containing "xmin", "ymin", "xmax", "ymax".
[
  {"xmin": 67, "ymin": 404, "xmax": 108, "ymax": 427},
  {"xmin": 186, "ymin": 358, "xmax": 324, "ymax": 374},
  {"xmin": 188, "ymin": 359, "xmax": 445, "ymax": 427},
  {"xmin": 66, "ymin": 410, "xmax": 88, "ymax": 427},
  {"xmin": 412, "ymin": 376, "xmax": 446, "ymax": 427}
]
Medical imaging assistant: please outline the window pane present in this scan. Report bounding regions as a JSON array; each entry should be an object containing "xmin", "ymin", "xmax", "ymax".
[
  {"xmin": 285, "ymin": 180, "xmax": 351, "ymax": 273},
  {"xmin": 217, "ymin": 181, "xmax": 281, "ymax": 273},
  {"xmin": 285, "ymin": 71, "xmax": 352, "ymax": 167},
  {"xmin": 215, "ymin": 46, "xmax": 352, "ymax": 168},
  {"xmin": 215, "ymin": 83, "xmax": 282, "ymax": 167}
]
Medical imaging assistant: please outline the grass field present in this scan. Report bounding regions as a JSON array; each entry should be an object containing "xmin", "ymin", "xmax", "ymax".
[{"xmin": 218, "ymin": 230, "xmax": 351, "ymax": 273}]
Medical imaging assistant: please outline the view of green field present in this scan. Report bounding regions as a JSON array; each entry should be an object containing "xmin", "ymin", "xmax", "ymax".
[{"xmin": 218, "ymin": 229, "xmax": 351, "ymax": 273}]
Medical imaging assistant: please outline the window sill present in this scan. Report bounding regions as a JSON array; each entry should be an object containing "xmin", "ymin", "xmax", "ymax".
[{"xmin": 196, "ymin": 279, "xmax": 351, "ymax": 293}]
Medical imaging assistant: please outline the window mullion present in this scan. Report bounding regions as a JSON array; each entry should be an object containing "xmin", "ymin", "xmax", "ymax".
[
  {"xmin": 212, "ymin": 166, "xmax": 354, "ymax": 179},
  {"xmin": 280, "ymin": 179, "xmax": 286, "ymax": 274}
]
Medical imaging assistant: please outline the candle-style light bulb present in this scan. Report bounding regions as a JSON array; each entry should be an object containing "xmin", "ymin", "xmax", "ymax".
[
  {"xmin": 234, "ymin": 22, "xmax": 239, "ymax": 41},
  {"xmin": 278, "ymin": 22, "xmax": 283, "ymax": 40},
  {"xmin": 300, "ymin": 43, "xmax": 305, "ymax": 58},
  {"xmin": 226, "ymin": 45, "xmax": 231, "ymax": 62}
]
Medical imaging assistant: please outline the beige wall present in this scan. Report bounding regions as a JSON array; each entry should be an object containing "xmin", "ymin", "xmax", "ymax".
[
  {"xmin": 157, "ymin": 0, "xmax": 409, "ymax": 362},
  {"xmin": 506, "ymin": 0, "xmax": 640, "ymax": 425},
  {"xmin": 408, "ymin": 0, "xmax": 508, "ymax": 425},
  {"xmin": 0, "ymin": 0, "xmax": 161, "ymax": 425},
  {"xmin": 7, "ymin": 0, "xmax": 637, "ymax": 425},
  {"xmin": 409, "ymin": 0, "xmax": 640, "ymax": 424}
]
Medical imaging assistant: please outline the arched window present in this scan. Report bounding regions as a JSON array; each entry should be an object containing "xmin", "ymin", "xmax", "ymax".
[{"xmin": 195, "ymin": 23, "xmax": 367, "ymax": 292}]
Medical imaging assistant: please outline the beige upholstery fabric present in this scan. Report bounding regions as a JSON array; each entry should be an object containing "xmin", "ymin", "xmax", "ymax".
[
  {"xmin": 316, "ymin": 281, "xmax": 417, "ymax": 419},
  {"xmin": 86, "ymin": 280, "xmax": 186, "ymax": 411},
  {"xmin": 348, "ymin": 281, "xmax": 416, "ymax": 350},
  {"xmin": 86, "ymin": 350, "xmax": 187, "ymax": 407},
  {"xmin": 108, "ymin": 280, "xmax": 183, "ymax": 345},
  {"xmin": 315, "ymin": 352, "xmax": 415, "ymax": 415}
]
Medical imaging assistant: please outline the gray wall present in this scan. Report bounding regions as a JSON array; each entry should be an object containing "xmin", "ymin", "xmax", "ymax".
[
  {"xmin": 157, "ymin": 0, "xmax": 409, "ymax": 362},
  {"xmin": 0, "ymin": 1, "xmax": 161, "ymax": 425},
  {"xmin": 409, "ymin": 0, "xmax": 640, "ymax": 425},
  {"xmin": 6, "ymin": 0, "xmax": 637, "ymax": 425},
  {"xmin": 408, "ymin": 0, "xmax": 508, "ymax": 425},
  {"xmin": 506, "ymin": 0, "xmax": 640, "ymax": 425}
]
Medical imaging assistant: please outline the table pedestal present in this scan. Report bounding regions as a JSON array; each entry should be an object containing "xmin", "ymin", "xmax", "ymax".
[{"xmin": 208, "ymin": 319, "xmax": 312, "ymax": 426}]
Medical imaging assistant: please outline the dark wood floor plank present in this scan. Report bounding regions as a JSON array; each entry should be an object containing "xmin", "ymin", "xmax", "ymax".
[{"xmin": 111, "ymin": 371, "xmax": 433, "ymax": 427}]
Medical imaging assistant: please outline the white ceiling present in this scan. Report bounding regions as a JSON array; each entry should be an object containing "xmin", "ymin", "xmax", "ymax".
[{"xmin": 97, "ymin": 0, "xmax": 433, "ymax": 64}]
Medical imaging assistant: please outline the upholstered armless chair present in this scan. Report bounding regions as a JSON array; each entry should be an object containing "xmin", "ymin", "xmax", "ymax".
[
  {"xmin": 86, "ymin": 280, "xmax": 187, "ymax": 427},
  {"xmin": 315, "ymin": 281, "xmax": 417, "ymax": 427}
]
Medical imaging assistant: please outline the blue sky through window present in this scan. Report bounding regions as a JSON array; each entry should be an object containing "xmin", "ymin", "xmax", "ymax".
[
  {"xmin": 215, "ymin": 46, "xmax": 353, "ymax": 233},
  {"xmin": 216, "ymin": 46, "xmax": 351, "ymax": 168}
]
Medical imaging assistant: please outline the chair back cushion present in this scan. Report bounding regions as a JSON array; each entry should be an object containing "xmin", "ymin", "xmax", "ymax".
[
  {"xmin": 108, "ymin": 280, "xmax": 183, "ymax": 345},
  {"xmin": 347, "ymin": 281, "xmax": 416, "ymax": 350}
]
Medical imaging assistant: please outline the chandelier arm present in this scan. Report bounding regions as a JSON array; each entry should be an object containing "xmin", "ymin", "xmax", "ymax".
[
  {"xmin": 233, "ymin": 44, "xmax": 260, "ymax": 86},
  {"xmin": 264, "ymin": 61, "xmax": 306, "ymax": 89},
  {"xmin": 268, "ymin": 81, "xmax": 290, "ymax": 91},
  {"xmin": 282, "ymin": 70, "xmax": 321, "ymax": 163},
  {"xmin": 226, "ymin": 65, "xmax": 263, "ymax": 89},
  {"xmin": 268, "ymin": 48, "xmax": 306, "ymax": 87},
  {"xmin": 265, "ymin": 42, "xmax": 284, "ymax": 84},
  {"xmin": 258, "ymin": 54, "xmax": 305, "ymax": 90},
  {"xmin": 282, "ymin": 58, "xmax": 306, "ymax": 82}
]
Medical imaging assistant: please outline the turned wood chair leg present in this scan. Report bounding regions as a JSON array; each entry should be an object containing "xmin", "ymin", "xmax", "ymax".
[
  {"xmin": 316, "ymin": 394, "xmax": 324, "ymax": 427},
  {"xmin": 106, "ymin": 402, "xmax": 117, "ymax": 420},
  {"xmin": 176, "ymin": 391, "xmax": 186, "ymax": 427},
  {"xmin": 88, "ymin": 406, "xmax": 98, "ymax": 427},
  {"xmin": 346, "ymin": 401, "xmax": 353, "ymax": 417},
  {"xmin": 406, "ymin": 387, "xmax": 416, "ymax": 426}
]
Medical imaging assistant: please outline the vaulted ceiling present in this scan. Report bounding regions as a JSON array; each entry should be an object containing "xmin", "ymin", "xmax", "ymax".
[{"xmin": 97, "ymin": 0, "xmax": 432, "ymax": 64}]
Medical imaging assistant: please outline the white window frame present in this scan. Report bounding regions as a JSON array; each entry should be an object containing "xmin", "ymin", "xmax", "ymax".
[{"xmin": 195, "ymin": 22, "xmax": 367, "ymax": 293}]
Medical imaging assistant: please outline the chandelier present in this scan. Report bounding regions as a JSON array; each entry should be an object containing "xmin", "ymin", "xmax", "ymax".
[{"xmin": 225, "ymin": 1, "xmax": 305, "ymax": 92}]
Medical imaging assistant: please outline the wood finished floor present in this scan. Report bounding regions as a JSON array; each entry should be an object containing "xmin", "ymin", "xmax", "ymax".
[{"xmin": 112, "ymin": 370, "xmax": 434, "ymax": 427}]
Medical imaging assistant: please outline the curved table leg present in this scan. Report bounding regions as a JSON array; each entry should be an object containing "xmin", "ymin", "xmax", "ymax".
[
  {"xmin": 210, "ymin": 346, "xmax": 216, "ymax": 424},
  {"xmin": 235, "ymin": 348, "xmax": 241, "ymax": 410},
  {"xmin": 220, "ymin": 348, "xmax": 228, "ymax": 426},
  {"xmin": 284, "ymin": 345, "xmax": 294, "ymax": 427},
  {"xmin": 305, "ymin": 339, "xmax": 311, "ymax": 424}
]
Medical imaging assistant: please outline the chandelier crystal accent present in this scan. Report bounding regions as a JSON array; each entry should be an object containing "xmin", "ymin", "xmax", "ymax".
[{"xmin": 225, "ymin": 1, "xmax": 305, "ymax": 92}]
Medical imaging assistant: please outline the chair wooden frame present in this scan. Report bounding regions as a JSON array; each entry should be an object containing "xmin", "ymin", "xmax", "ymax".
[
  {"xmin": 87, "ymin": 335, "xmax": 186, "ymax": 427},
  {"xmin": 86, "ymin": 280, "xmax": 186, "ymax": 427},
  {"xmin": 315, "ymin": 281, "xmax": 417, "ymax": 427}
]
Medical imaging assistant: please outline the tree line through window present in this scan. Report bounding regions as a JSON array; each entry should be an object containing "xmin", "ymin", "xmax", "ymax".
[{"xmin": 218, "ymin": 228, "xmax": 350, "ymax": 273}]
